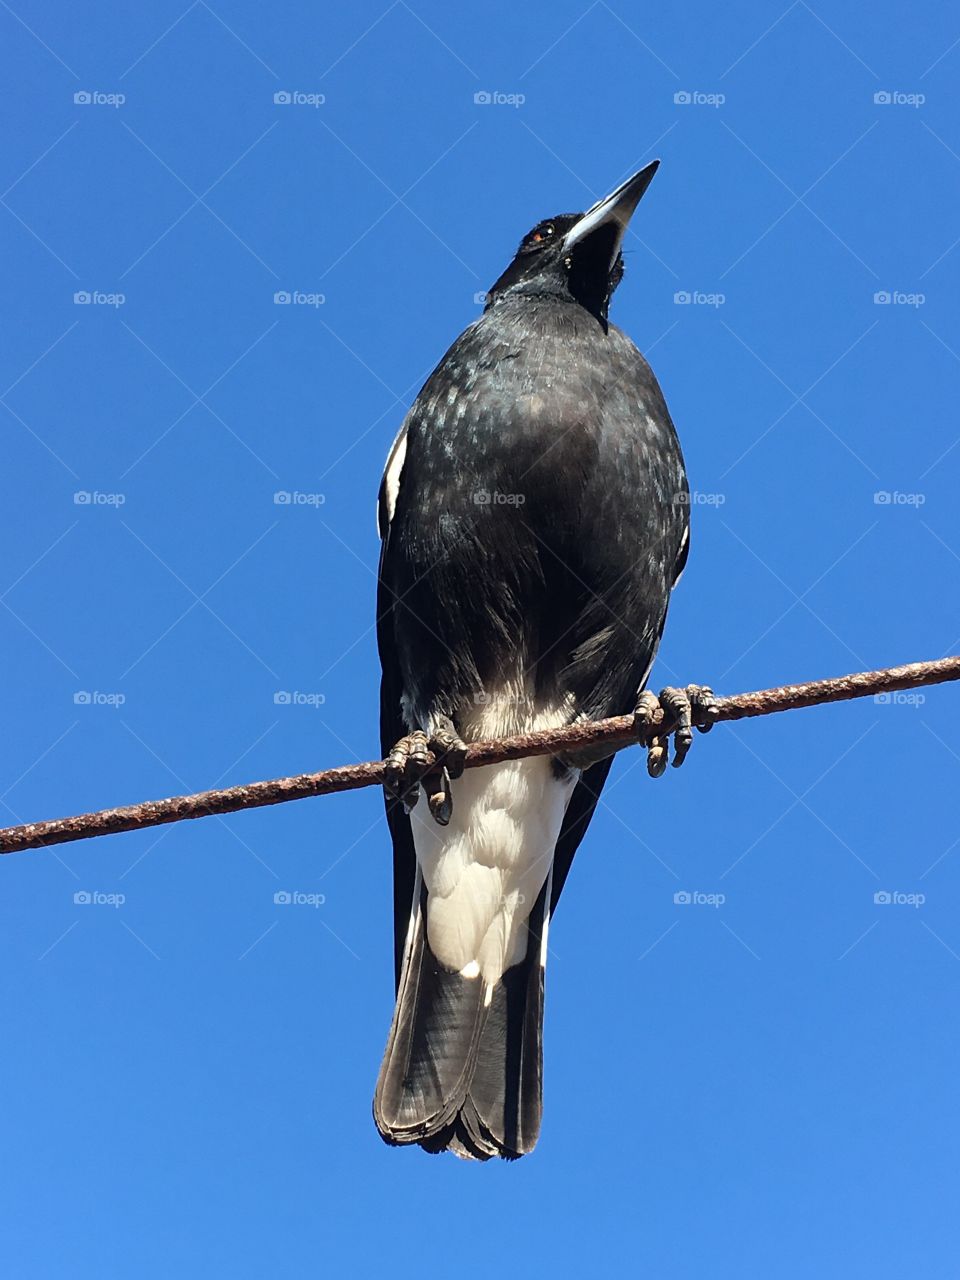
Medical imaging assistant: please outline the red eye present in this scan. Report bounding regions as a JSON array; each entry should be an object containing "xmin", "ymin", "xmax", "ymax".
[{"xmin": 531, "ymin": 232, "xmax": 543, "ymax": 243}]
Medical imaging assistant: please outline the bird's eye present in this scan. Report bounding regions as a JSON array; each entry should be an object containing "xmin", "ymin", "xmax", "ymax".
[{"xmin": 530, "ymin": 223, "xmax": 555, "ymax": 244}]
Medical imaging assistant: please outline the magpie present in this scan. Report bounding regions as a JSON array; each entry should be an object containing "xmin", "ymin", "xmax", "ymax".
[{"xmin": 373, "ymin": 162, "xmax": 711, "ymax": 1160}]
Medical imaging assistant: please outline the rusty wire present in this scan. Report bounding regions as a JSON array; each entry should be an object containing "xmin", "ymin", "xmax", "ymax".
[{"xmin": 1, "ymin": 656, "xmax": 957, "ymax": 856}]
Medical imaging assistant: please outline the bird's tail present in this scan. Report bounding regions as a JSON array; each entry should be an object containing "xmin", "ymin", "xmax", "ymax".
[{"xmin": 373, "ymin": 870, "xmax": 548, "ymax": 1160}]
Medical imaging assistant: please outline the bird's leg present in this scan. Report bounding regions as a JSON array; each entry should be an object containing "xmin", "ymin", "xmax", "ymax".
[
  {"xmin": 634, "ymin": 685, "xmax": 719, "ymax": 778},
  {"xmin": 383, "ymin": 716, "xmax": 467, "ymax": 826}
]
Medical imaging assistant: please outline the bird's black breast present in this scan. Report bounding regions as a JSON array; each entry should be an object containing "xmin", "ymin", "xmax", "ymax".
[{"xmin": 379, "ymin": 297, "xmax": 688, "ymax": 728}]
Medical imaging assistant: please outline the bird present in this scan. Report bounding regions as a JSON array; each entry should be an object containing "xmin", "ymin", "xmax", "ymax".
[{"xmin": 373, "ymin": 161, "xmax": 712, "ymax": 1160}]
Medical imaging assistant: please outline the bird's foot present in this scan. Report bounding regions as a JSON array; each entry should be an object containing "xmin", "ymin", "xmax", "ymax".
[
  {"xmin": 383, "ymin": 717, "xmax": 467, "ymax": 826},
  {"xmin": 634, "ymin": 685, "xmax": 719, "ymax": 778}
]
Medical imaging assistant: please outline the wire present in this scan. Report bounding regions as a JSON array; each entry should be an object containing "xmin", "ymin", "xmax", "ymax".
[{"xmin": 1, "ymin": 656, "xmax": 957, "ymax": 855}]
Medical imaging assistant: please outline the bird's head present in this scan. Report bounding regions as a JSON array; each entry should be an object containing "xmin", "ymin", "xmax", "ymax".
[{"xmin": 486, "ymin": 161, "xmax": 659, "ymax": 323}]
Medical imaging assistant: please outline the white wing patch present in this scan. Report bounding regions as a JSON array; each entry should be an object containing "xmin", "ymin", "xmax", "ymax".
[
  {"xmin": 377, "ymin": 425, "xmax": 408, "ymax": 539},
  {"xmin": 672, "ymin": 524, "xmax": 690, "ymax": 587}
]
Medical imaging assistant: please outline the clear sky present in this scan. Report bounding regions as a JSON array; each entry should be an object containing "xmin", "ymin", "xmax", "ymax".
[{"xmin": 3, "ymin": 1, "xmax": 959, "ymax": 1275}]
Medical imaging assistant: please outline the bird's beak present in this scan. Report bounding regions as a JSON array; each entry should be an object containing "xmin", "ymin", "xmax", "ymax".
[{"xmin": 561, "ymin": 160, "xmax": 660, "ymax": 261}]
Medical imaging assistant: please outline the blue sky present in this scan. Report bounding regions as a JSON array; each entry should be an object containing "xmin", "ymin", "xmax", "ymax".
[{"xmin": 2, "ymin": 1, "xmax": 960, "ymax": 1274}]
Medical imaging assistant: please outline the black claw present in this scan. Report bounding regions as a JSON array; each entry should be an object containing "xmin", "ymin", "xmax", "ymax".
[
  {"xmin": 426, "ymin": 766, "xmax": 453, "ymax": 825},
  {"xmin": 647, "ymin": 737, "xmax": 668, "ymax": 778}
]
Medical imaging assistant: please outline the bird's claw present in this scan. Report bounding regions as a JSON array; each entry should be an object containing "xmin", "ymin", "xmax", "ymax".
[
  {"xmin": 383, "ymin": 718, "xmax": 467, "ymax": 825},
  {"xmin": 633, "ymin": 684, "xmax": 718, "ymax": 778},
  {"xmin": 426, "ymin": 766, "xmax": 454, "ymax": 825}
]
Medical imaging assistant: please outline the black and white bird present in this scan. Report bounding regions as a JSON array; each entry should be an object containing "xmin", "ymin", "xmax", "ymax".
[{"xmin": 373, "ymin": 162, "xmax": 709, "ymax": 1160}]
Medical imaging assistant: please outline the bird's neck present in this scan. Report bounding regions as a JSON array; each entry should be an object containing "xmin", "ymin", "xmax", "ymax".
[{"xmin": 488, "ymin": 282, "xmax": 610, "ymax": 329}]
